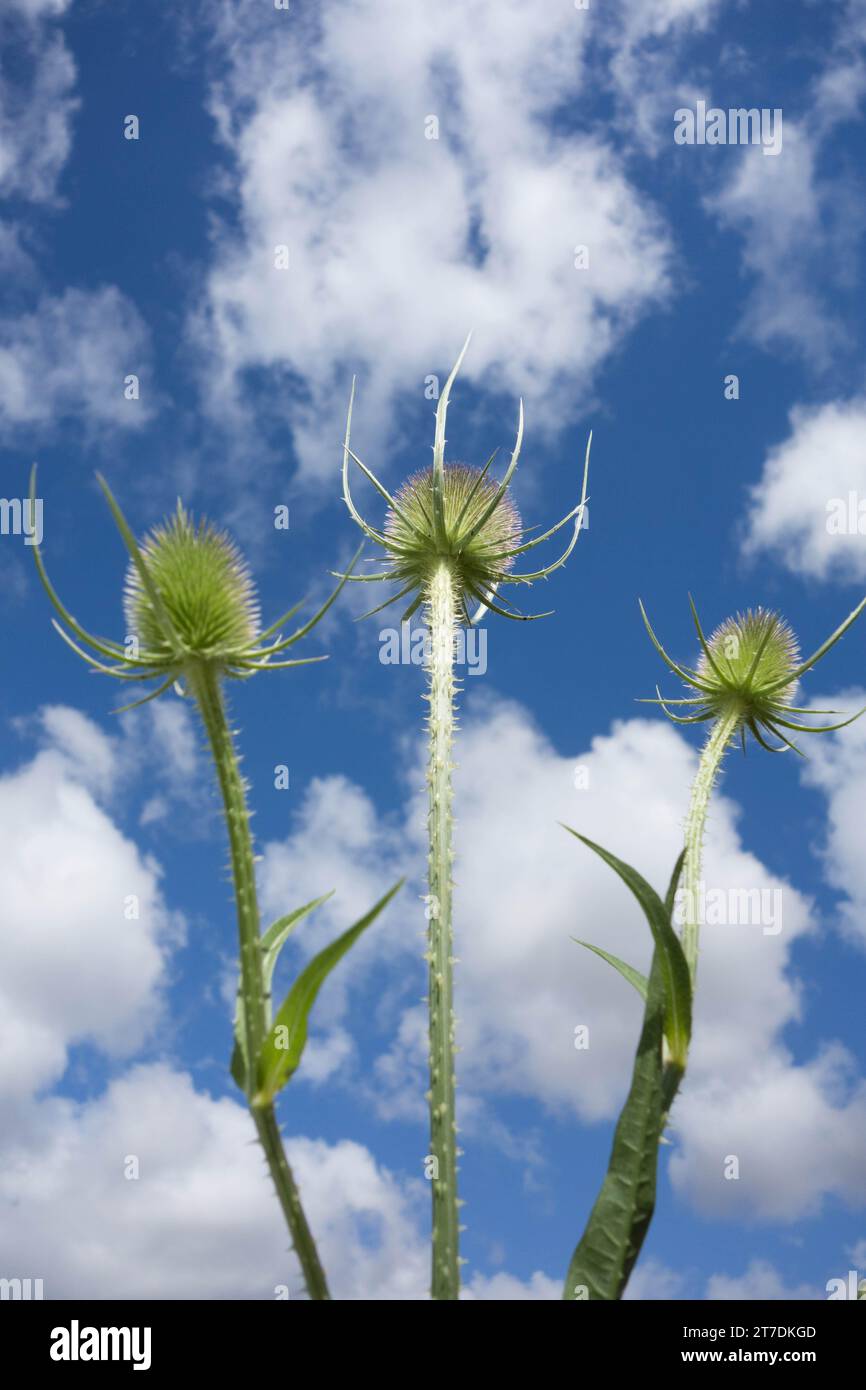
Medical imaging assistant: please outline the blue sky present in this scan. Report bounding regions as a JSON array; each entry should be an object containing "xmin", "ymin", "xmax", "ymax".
[{"xmin": 2, "ymin": 0, "xmax": 866, "ymax": 1300}]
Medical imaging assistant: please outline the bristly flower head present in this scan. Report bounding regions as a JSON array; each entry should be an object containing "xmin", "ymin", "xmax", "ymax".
[
  {"xmin": 640, "ymin": 594, "xmax": 866, "ymax": 753},
  {"xmin": 125, "ymin": 504, "xmax": 261, "ymax": 662},
  {"xmin": 339, "ymin": 334, "xmax": 591, "ymax": 624},
  {"xmin": 30, "ymin": 467, "xmax": 357, "ymax": 712}
]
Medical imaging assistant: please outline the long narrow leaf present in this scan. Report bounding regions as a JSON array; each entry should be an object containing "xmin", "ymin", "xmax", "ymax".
[
  {"xmin": 563, "ymin": 847, "xmax": 690, "ymax": 1301},
  {"xmin": 563, "ymin": 953, "xmax": 666, "ymax": 1300},
  {"xmin": 230, "ymin": 892, "xmax": 335, "ymax": 1091},
  {"xmin": 562, "ymin": 827, "xmax": 692, "ymax": 1065},
  {"xmin": 572, "ymin": 940, "xmax": 647, "ymax": 1002},
  {"xmin": 253, "ymin": 880, "xmax": 403, "ymax": 1103},
  {"xmin": 260, "ymin": 893, "xmax": 335, "ymax": 1008}
]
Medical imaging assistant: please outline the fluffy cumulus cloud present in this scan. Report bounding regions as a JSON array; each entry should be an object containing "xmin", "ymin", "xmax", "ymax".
[
  {"xmin": 670, "ymin": 1045, "xmax": 866, "ymax": 1222},
  {"xmin": 0, "ymin": 1051, "xmax": 563, "ymax": 1300},
  {"xmin": 195, "ymin": 0, "xmax": 673, "ymax": 476},
  {"xmin": 1, "ymin": 1063, "xmax": 436, "ymax": 1300},
  {"xmin": 259, "ymin": 693, "xmax": 866, "ymax": 1226},
  {"xmin": 743, "ymin": 399, "xmax": 866, "ymax": 582},
  {"xmin": 0, "ymin": 709, "xmax": 174, "ymax": 1098},
  {"xmin": 0, "ymin": 286, "xmax": 154, "ymax": 436},
  {"xmin": 0, "ymin": 701, "xmax": 562, "ymax": 1298},
  {"xmin": 2, "ymin": 696, "xmax": 862, "ymax": 1294}
]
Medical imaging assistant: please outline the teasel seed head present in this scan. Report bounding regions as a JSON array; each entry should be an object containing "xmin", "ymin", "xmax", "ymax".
[
  {"xmin": 382, "ymin": 463, "xmax": 522, "ymax": 615},
  {"xmin": 339, "ymin": 333, "xmax": 591, "ymax": 626},
  {"xmin": 124, "ymin": 504, "xmax": 261, "ymax": 666},
  {"xmin": 29, "ymin": 466, "xmax": 359, "ymax": 712},
  {"xmin": 641, "ymin": 593, "xmax": 866, "ymax": 753}
]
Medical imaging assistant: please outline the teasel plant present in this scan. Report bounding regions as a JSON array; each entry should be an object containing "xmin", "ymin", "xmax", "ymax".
[
  {"xmin": 339, "ymin": 335, "xmax": 592, "ymax": 1299},
  {"xmin": 562, "ymin": 594, "xmax": 866, "ymax": 1301},
  {"xmin": 29, "ymin": 466, "xmax": 402, "ymax": 1301}
]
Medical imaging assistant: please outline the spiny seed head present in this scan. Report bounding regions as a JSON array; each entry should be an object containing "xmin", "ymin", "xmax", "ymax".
[
  {"xmin": 341, "ymin": 336, "xmax": 591, "ymax": 625},
  {"xmin": 643, "ymin": 593, "xmax": 866, "ymax": 753},
  {"xmin": 124, "ymin": 503, "xmax": 260, "ymax": 663},
  {"xmin": 696, "ymin": 608, "xmax": 800, "ymax": 718},
  {"xmin": 32, "ymin": 466, "xmax": 347, "ymax": 713},
  {"xmin": 384, "ymin": 463, "xmax": 521, "ymax": 600}
]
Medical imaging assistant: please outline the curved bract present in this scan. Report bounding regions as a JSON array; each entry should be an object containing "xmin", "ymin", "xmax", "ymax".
[
  {"xmin": 640, "ymin": 594, "xmax": 866, "ymax": 753},
  {"xmin": 339, "ymin": 332, "xmax": 592, "ymax": 626},
  {"xmin": 29, "ymin": 466, "xmax": 359, "ymax": 710}
]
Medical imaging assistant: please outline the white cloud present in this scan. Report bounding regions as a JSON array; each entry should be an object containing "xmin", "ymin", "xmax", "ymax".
[
  {"xmin": 463, "ymin": 1269, "xmax": 560, "ymax": 1300},
  {"xmin": 0, "ymin": 8, "xmax": 155, "ymax": 439},
  {"xmin": 0, "ymin": 703, "xmax": 432, "ymax": 1300},
  {"xmin": 20, "ymin": 700, "xmax": 204, "ymax": 829},
  {"xmin": 0, "ymin": 287, "xmax": 153, "ymax": 436},
  {"xmin": 195, "ymin": 0, "xmax": 672, "ymax": 477},
  {"xmin": 6, "ymin": 1, "xmax": 71, "ymax": 16},
  {"xmin": 797, "ymin": 688, "xmax": 866, "ymax": 948},
  {"xmin": 2, "ymin": 695, "xmax": 861, "ymax": 1294},
  {"xmin": 743, "ymin": 400, "xmax": 866, "ymax": 582},
  {"xmin": 702, "ymin": 123, "xmax": 853, "ymax": 366},
  {"xmin": 847, "ymin": 1236, "xmax": 866, "ymax": 1267},
  {"xmin": 705, "ymin": 1259, "xmax": 819, "ymax": 1301},
  {"xmin": 624, "ymin": 1258, "xmax": 687, "ymax": 1300},
  {"xmin": 0, "ymin": 3, "xmax": 76, "ymax": 204},
  {"xmin": 38, "ymin": 704, "xmax": 119, "ymax": 797},
  {"xmin": 0, "ymin": 1055, "xmax": 575, "ymax": 1300},
  {"xmin": 670, "ymin": 1045, "xmax": 866, "ymax": 1221},
  {"xmin": 700, "ymin": 5, "xmax": 866, "ymax": 364},
  {"xmin": 258, "ymin": 773, "xmax": 406, "ymax": 1030},
  {"xmin": 0, "ymin": 1062, "xmax": 434, "ymax": 1300},
  {"xmin": 0, "ymin": 710, "xmax": 175, "ymax": 1098},
  {"xmin": 0, "ymin": 222, "xmax": 37, "ymax": 280},
  {"xmin": 605, "ymin": 0, "xmax": 723, "ymax": 153}
]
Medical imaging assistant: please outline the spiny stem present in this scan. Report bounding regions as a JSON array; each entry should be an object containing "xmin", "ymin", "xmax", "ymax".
[
  {"xmin": 189, "ymin": 662, "xmax": 267, "ymax": 1066},
  {"xmin": 188, "ymin": 660, "xmax": 331, "ymax": 1301},
  {"xmin": 424, "ymin": 560, "xmax": 460, "ymax": 1300},
  {"xmin": 682, "ymin": 703, "xmax": 743, "ymax": 983},
  {"xmin": 253, "ymin": 1102, "xmax": 330, "ymax": 1302}
]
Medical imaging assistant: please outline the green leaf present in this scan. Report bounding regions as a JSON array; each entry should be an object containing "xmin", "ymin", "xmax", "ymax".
[
  {"xmin": 229, "ymin": 892, "xmax": 336, "ymax": 1092},
  {"xmin": 562, "ymin": 845, "xmax": 689, "ymax": 1301},
  {"xmin": 664, "ymin": 848, "xmax": 687, "ymax": 921},
  {"xmin": 563, "ymin": 952, "xmax": 668, "ymax": 1300},
  {"xmin": 260, "ymin": 893, "xmax": 335, "ymax": 1014},
  {"xmin": 253, "ymin": 880, "xmax": 404, "ymax": 1104},
  {"xmin": 562, "ymin": 827, "xmax": 691, "ymax": 1065},
  {"xmin": 572, "ymin": 940, "xmax": 647, "ymax": 1002}
]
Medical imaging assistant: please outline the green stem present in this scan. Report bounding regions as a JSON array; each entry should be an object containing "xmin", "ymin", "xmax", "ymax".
[
  {"xmin": 189, "ymin": 660, "xmax": 331, "ymax": 1301},
  {"xmin": 252, "ymin": 1103, "xmax": 330, "ymax": 1302},
  {"xmin": 424, "ymin": 562, "xmax": 460, "ymax": 1300},
  {"xmin": 682, "ymin": 704, "xmax": 743, "ymax": 983}
]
